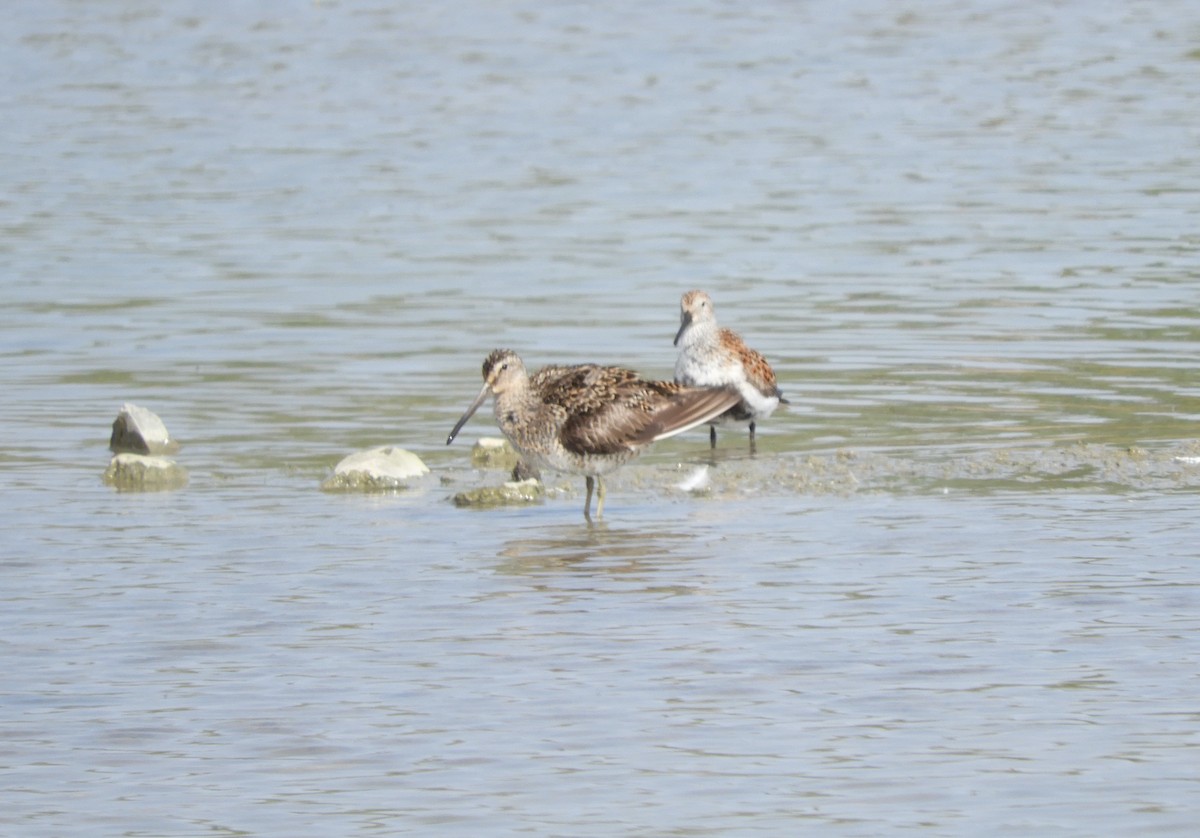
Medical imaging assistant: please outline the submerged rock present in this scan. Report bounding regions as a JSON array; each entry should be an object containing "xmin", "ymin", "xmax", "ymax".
[
  {"xmin": 109, "ymin": 403, "xmax": 179, "ymax": 455},
  {"xmin": 104, "ymin": 453, "xmax": 189, "ymax": 492},
  {"xmin": 466, "ymin": 436, "xmax": 540, "ymax": 481},
  {"xmin": 322, "ymin": 445, "xmax": 430, "ymax": 491},
  {"xmin": 453, "ymin": 478, "xmax": 544, "ymax": 508},
  {"xmin": 470, "ymin": 436, "xmax": 520, "ymax": 470}
]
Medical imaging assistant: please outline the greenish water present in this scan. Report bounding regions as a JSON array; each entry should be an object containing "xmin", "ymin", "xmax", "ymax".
[{"xmin": 2, "ymin": 1, "xmax": 1199, "ymax": 835}]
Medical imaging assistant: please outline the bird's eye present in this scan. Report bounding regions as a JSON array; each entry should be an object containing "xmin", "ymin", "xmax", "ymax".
[{"xmin": 500, "ymin": 362, "xmax": 508, "ymax": 371}]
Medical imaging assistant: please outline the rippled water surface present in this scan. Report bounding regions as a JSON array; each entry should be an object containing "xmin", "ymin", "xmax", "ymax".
[{"xmin": 3, "ymin": 1, "xmax": 1199, "ymax": 835}]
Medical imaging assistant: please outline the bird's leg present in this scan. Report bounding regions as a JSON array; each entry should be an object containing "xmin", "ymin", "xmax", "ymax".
[
  {"xmin": 709, "ymin": 425, "xmax": 717, "ymax": 448},
  {"xmin": 584, "ymin": 476, "xmax": 595, "ymax": 519},
  {"xmin": 595, "ymin": 476, "xmax": 606, "ymax": 518}
]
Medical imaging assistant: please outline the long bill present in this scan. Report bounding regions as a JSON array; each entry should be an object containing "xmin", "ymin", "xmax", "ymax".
[
  {"xmin": 446, "ymin": 382, "xmax": 492, "ymax": 445},
  {"xmin": 673, "ymin": 312, "xmax": 693, "ymax": 347}
]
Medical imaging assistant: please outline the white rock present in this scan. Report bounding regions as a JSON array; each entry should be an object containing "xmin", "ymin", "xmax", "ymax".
[
  {"xmin": 109, "ymin": 403, "xmax": 179, "ymax": 455},
  {"xmin": 322, "ymin": 446, "xmax": 430, "ymax": 491}
]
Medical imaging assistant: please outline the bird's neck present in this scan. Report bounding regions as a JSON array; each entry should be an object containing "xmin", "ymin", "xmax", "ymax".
[
  {"xmin": 680, "ymin": 319, "xmax": 716, "ymax": 348},
  {"xmin": 492, "ymin": 378, "xmax": 537, "ymax": 426}
]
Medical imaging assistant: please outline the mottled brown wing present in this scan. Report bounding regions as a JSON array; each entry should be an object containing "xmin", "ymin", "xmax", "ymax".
[
  {"xmin": 628, "ymin": 384, "xmax": 743, "ymax": 444},
  {"xmin": 532, "ymin": 364, "xmax": 654, "ymax": 456},
  {"xmin": 532, "ymin": 364, "xmax": 641, "ymax": 414},
  {"xmin": 534, "ymin": 364, "xmax": 742, "ymax": 455},
  {"xmin": 720, "ymin": 327, "xmax": 782, "ymax": 398}
]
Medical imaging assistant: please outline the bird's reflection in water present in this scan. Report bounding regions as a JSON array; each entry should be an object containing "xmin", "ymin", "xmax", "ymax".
[{"xmin": 493, "ymin": 519, "xmax": 704, "ymax": 594}]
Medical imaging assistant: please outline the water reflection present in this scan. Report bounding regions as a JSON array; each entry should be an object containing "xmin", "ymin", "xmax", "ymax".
[{"xmin": 494, "ymin": 520, "xmax": 701, "ymax": 593}]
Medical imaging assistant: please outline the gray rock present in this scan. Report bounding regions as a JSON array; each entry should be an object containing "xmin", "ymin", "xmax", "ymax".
[
  {"xmin": 466, "ymin": 437, "xmax": 541, "ymax": 480},
  {"xmin": 470, "ymin": 436, "xmax": 520, "ymax": 470},
  {"xmin": 110, "ymin": 403, "xmax": 179, "ymax": 455},
  {"xmin": 322, "ymin": 445, "xmax": 430, "ymax": 491},
  {"xmin": 453, "ymin": 478, "xmax": 544, "ymax": 508},
  {"xmin": 103, "ymin": 453, "xmax": 189, "ymax": 492}
]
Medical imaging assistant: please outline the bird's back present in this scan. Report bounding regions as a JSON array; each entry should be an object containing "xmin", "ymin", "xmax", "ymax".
[{"xmin": 531, "ymin": 362, "xmax": 737, "ymax": 456}]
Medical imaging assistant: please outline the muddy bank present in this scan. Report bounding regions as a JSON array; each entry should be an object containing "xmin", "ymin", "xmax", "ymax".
[{"xmin": 441, "ymin": 441, "xmax": 1200, "ymax": 509}]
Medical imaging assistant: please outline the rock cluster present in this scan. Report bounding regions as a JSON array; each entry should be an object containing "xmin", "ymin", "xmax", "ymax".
[{"xmin": 104, "ymin": 403, "xmax": 188, "ymax": 491}]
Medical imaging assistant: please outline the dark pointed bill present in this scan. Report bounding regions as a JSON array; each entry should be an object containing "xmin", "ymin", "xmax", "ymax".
[
  {"xmin": 446, "ymin": 382, "xmax": 492, "ymax": 445},
  {"xmin": 673, "ymin": 311, "xmax": 693, "ymax": 347}
]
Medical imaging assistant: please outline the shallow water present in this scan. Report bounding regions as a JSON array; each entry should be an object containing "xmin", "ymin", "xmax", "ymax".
[{"xmin": 3, "ymin": 1, "xmax": 1200, "ymax": 835}]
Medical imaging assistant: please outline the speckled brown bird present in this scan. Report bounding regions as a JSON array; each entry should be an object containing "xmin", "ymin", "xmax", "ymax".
[
  {"xmin": 447, "ymin": 349, "xmax": 741, "ymax": 518},
  {"xmin": 673, "ymin": 290, "xmax": 787, "ymax": 448}
]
